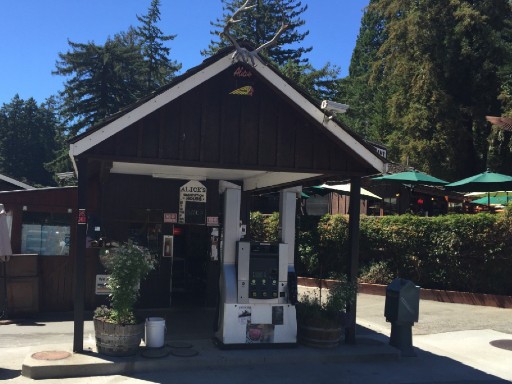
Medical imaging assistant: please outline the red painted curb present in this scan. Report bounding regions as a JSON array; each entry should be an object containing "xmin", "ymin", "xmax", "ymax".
[{"xmin": 297, "ymin": 277, "xmax": 512, "ymax": 309}]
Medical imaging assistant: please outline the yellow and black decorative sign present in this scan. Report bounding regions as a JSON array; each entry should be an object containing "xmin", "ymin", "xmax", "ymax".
[{"xmin": 230, "ymin": 85, "xmax": 254, "ymax": 96}]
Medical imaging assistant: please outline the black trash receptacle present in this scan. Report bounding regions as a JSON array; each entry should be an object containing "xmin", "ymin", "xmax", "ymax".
[{"xmin": 384, "ymin": 278, "xmax": 420, "ymax": 356}]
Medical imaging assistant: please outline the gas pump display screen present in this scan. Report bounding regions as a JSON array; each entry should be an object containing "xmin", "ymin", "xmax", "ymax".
[{"xmin": 249, "ymin": 243, "xmax": 279, "ymax": 300}]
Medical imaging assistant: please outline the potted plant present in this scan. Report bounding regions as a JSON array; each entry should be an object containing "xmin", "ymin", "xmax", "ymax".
[
  {"xmin": 93, "ymin": 241, "xmax": 156, "ymax": 356},
  {"xmin": 296, "ymin": 275, "xmax": 357, "ymax": 348}
]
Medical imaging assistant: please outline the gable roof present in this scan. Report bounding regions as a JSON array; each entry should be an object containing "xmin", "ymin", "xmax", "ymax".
[
  {"xmin": 0, "ymin": 173, "xmax": 34, "ymax": 191},
  {"xmin": 69, "ymin": 47, "xmax": 387, "ymax": 190}
]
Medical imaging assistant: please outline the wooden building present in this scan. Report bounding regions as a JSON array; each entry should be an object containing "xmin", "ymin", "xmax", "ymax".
[
  {"xmin": 0, "ymin": 187, "xmax": 78, "ymax": 314},
  {"xmin": 0, "ymin": 46, "xmax": 386, "ymax": 349},
  {"xmin": 68, "ymin": 46, "xmax": 386, "ymax": 349}
]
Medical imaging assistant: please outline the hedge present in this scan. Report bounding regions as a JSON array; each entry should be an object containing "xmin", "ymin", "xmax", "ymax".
[{"xmin": 249, "ymin": 210, "xmax": 512, "ymax": 296}]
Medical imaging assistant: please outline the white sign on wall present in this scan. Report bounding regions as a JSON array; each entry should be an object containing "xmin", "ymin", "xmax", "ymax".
[
  {"xmin": 95, "ymin": 274, "xmax": 110, "ymax": 295},
  {"xmin": 179, "ymin": 180, "xmax": 207, "ymax": 224}
]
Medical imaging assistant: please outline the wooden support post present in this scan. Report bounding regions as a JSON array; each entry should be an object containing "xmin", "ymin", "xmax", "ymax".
[
  {"xmin": 345, "ymin": 176, "xmax": 361, "ymax": 344},
  {"xmin": 73, "ymin": 158, "xmax": 87, "ymax": 353}
]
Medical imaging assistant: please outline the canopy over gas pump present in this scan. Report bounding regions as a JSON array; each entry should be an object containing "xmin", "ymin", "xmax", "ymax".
[{"xmin": 215, "ymin": 185, "xmax": 300, "ymax": 347}]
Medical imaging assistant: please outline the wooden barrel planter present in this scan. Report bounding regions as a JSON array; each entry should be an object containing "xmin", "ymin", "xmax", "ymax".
[
  {"xmin": 94, "ymin": 319, "xmax": 144, "ymax": 357},
  {"xmin": 297, "ymin": 323, "xmax": 343, "ymax": 348}
]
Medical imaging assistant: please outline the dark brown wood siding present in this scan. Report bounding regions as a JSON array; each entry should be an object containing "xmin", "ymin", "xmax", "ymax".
[{"xmin": 89, "ymin": 64, "xmax": 367, "ymax": 175}]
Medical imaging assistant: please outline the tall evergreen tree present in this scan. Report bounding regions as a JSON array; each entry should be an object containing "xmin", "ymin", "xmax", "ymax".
[
  {"xmin": 203, "ymin": 0, "xmax": 339, "ymax": 101},
  {"xmin": 203, "ymin": 0, "xmax": 312, "ymax": 66},
  {"xmin": 54, "ymin": 0, "xmax": 181, "ymax": 136},
  {"xmin": 487, "ymin": 16, "xmax": 512, "ymax": 173},
  {"xmin": 135, "ymin": 0, "xmax": 182, "ymax": 92},
  {"xmin": 54, "ymin": 32, "xmax": 146, "ymax": 135},
  {"xmin": 0, "ymin": 95, "xmax": 59, "ymax": 186},
  {"xmin": 42, "ymin": 96, "xmax": 77, "ymax": 185},
  {"xmin": 337, "ymin": 0, "xmax": 390, "ymax": 142},
  {"xmin": 342, "ymin": 0, "xmax": 512, "ymax": 179},
  {"xmin": 280, "ymin": 61, "xmax": 340, "ymax": 101}
]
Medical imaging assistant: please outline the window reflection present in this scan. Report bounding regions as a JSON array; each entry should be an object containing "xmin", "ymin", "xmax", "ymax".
[{"xmin": 21, "ymin": 212, "xmax": 71, "ymax": 256}]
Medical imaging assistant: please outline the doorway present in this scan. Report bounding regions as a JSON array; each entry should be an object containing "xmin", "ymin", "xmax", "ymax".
[
  {"xmin": 170, "ymin": 224, "xmax": 211, "ymax": 307},
  {"xmin": 135, "ymin": 223, "xmax": 215, "ymax": 309}
]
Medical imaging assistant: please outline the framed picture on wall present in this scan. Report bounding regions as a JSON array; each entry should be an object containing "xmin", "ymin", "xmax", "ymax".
[{"xmin": 163, "ymin": 235, "xmax": 173, "ymax": 258}]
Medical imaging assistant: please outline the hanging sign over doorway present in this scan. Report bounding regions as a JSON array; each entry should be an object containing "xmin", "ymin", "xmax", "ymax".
[{"xmin": 179, "ymin": 180, "xmax": 207, "ymax": 224}]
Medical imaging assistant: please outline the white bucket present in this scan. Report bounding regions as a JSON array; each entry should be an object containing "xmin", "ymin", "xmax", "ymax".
[{"xmin": 145, "ymin": 317, "xmax": 166, "ymax": 348}]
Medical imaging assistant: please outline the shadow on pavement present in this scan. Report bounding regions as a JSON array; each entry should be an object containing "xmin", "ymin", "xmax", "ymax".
[
  {"xmin": 2, "ymin": 308, "xmax": 510, "ymax": 382},
  {"xmin": 0, "ymin": 368, "xmax": 20, "ymax": 380}
]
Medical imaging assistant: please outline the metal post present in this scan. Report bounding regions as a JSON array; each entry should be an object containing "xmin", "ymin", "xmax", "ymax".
[
  {"xmin": 345, "ymin": 177, "xmax": 361, "ymax": 344},
  {"xmin": 73, "ymin": 158, "xmax": 87, "ymax": 352}
]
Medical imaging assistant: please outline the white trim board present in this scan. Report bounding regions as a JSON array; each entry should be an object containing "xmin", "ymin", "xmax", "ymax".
[{"xmin": 0, "ymin": 174, "xmax": 34, "ymax": 190}]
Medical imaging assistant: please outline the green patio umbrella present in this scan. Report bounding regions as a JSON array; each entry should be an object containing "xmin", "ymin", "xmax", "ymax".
[
  {"xmin": 465, "ymin": 191, "xmax": 512, "ymax": 205},
  {"xmin": 446, "ymin": 170, "xmax": 512, "ymax": 207},
  {"xmin": 470, "ymin": 195, "xmax": 511, "ymax": 206},
  {"xmin": 445, "ymin": 171, "xmax": 512, "ymax": 192},
  {"xmin": 371, "ymin": 170, "xmax": 448, "ymax": 186},
  {"xmin": 302, "ymin": 185, "xmax": 331, "ymax": 197}
]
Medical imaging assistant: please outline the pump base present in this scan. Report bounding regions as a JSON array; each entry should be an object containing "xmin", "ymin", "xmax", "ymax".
[{"xmin": 212, "ymin": 337, "xmax": 297, "ymax": 349}]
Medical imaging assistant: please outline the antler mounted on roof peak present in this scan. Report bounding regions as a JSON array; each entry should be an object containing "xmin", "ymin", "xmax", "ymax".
[{"xmin": 221, "ymin": 0, "xmax": 288, "ymax": 65}]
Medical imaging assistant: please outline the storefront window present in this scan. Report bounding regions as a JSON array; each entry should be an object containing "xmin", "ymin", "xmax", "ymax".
[
  {"xmin": 382, "ymin": 197, "xmax": 399, "ymax": 215},
  {"xmin": 21, "ymin": 212, "xmax": 71, "ymax": 256}
]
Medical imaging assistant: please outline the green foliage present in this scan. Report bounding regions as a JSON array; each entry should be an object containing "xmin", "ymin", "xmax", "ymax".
[
  {"xmin": 317, "ymin": 215, "xmax": 349, "ymax": 277},
  {"xmin": 203, "ymin": 0, "xmax": 312, "ymax": 66},
  {"xmin": 252, "ymin": 210, "xmax": 512, "ymax": 295},
  {"xmin": 359, "ymin": 260, "xmax": 394, "ymax": 285},
  {"xmin": 54, "ymin": 34, "xmax": 147, "ymax": 136},
  {"xmin": 0, "ymin": 95, "xmax": 60, "ymax": 186},
  {"xmin": 296, "ymin": 275, "xmax": 357, "ymax": 328},
  {"xmin": 337, "ymin": 0, "xmax": 391, "ymax": 142},
  {"xmin": 341, "ymin": 0, "xmax": 512, "ymax": 179},
  {"xmin": 360, "ymin": 213, "xmax": 512, "ymax": 295},
  {"xmin": 280, "ymin": 60, "xmax": 340, "ymax": 103},
  {"xmin": 296, "ymin": 215, "xmax": 320, "ymax": 276},
  {"xmin": 54, "ymin": 0, "xmax": 181, "ymax": 136},
  {"xmin": 135, "ymin": 0, "xmax": 182, "ymax": 91},
  {"xmin": 203, "ymin": 0, "xmax": 339, "ymax": 101},
  {"xmin": 95, "ymin": 242, "xmax": 157, "ymax": 325},
  {"xmin": 249, "ymin": 211, "xmax": 279, "ymax": 242}
]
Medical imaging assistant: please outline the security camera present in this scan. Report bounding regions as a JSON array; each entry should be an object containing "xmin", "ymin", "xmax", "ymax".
[{"xmin": 321, "ymin": 100, "xmax": 349, "ymax": 114}]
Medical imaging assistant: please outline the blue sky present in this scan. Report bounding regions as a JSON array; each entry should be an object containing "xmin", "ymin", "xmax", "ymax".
[{"xmin": 0, "ymin": 0, "xmax": 369, "ymax": 105}]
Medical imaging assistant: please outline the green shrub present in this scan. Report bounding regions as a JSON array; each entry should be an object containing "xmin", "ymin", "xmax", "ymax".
[
  {"xmin": 296, "ymin": 274, "xmax": 356, "ymax": 328},
  {"xmin": 250, "ymin": 211, "xmax": 279, "ymax": 242},
  {"xmin": 317, "ymin": 214, "xmax": 349, "ymax": 278},
  {"xmin": 249, "ymin": 211, "xmax": 266, "ymax": 241},
  {"xmin": 359, "ymin": 260, "xmax": 394, "ymax": 284},
  {"xmin": 251, "ymin": 210, "xmax": 512, "ymax": 295},
  {"xmin": 95, "ymin": 242, "xmax": 157, "ymax": 324},
  {"xmin": 361, "ymin": 213, "xmax": 512, "ymax": 295}
]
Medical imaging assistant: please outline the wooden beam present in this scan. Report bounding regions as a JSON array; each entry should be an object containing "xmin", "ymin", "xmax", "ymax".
[
  {"xmin": 345, "ymin": 176, "xmax": 361, "ymax": 344},
  {"xmin": 73, "ymin": 158, "xmax": 87, "ymax": 353}
]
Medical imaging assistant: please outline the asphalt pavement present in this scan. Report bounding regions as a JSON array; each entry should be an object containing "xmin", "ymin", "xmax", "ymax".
[{"xmin": 0, "ymin": 292, "xmax": 511, "ymax": 383}]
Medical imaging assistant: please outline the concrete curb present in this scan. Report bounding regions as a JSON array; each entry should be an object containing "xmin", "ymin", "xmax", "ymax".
[{"xmin": 21, "ymin": 338, "xmax": 400, "ymax": 379}]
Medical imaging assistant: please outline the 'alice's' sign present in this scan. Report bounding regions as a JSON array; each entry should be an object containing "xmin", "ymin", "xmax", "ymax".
[{"xmin": 179, "ymin": 180, "xmax": 207, "ymax": 224}]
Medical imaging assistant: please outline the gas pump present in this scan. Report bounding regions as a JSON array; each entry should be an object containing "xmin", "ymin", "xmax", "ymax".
[{"xmin": 215, "ymin": 183, "xmax": 299, "ymax": 346}]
